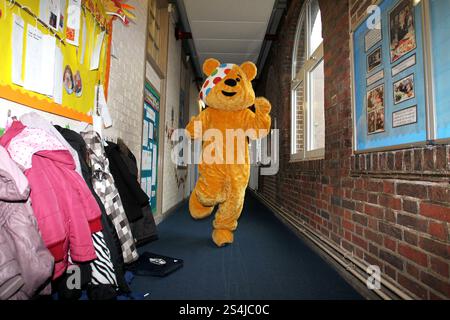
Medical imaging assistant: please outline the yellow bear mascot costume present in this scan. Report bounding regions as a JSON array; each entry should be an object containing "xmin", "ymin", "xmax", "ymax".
[{"xmin": 186, "ymin": 58, "xmax": 272, "ymax": 247}]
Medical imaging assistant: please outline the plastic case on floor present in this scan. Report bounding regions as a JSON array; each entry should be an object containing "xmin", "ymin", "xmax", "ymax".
[{"xmin": 129, "ymin": 252, "xmax": 183, "ymax": 277}]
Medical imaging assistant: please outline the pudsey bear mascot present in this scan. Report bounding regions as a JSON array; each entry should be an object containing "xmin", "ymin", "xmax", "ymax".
[{"xmin": 186, "ymin": 58, "xmax": 272, "ymax": 247}]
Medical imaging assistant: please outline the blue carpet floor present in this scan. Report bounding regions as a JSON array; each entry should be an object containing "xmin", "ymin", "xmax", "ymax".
[{"xmin": 131, "ymin": 192, "xmax": 363, "ymax": 300}]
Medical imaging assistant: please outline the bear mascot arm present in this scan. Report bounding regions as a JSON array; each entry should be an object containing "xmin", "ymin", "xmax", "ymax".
[
  {"xmin": 241, "ymin": 97, "xmax": 272, "ymax": 140},
  {"xmin": 185, "ymin": 109, "xmax": 208, "ymax": 140}
]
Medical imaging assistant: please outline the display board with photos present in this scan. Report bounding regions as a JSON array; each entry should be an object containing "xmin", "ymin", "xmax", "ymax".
[
  {"xmin": 0, "ymin": 0, "xmax": 114, "ymax": 123},
  {"xmin": 352, "ymin": 0, "xmax": 427, "ymax": 151},
  {"xmin": 141, "ymin": 81, "xmax": 160, "ymax": 212}
]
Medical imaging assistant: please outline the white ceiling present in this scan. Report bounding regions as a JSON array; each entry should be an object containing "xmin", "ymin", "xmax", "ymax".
[{"xmin": 182, "ymin": 0, "xmax": 276, "ymax": 69}]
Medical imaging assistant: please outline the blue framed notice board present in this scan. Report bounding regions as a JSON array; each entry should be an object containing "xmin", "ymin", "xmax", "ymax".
[
  {"xmin": 353, "ymin": 0, "xmax": 427, "ymax": 151},
  {"xmin": 141, "ymin": 81, "xmax": 160, "ymax": 211},
  {"xmin": 353, "ymin": 0, "xmax": 450, "ymax": 152}
]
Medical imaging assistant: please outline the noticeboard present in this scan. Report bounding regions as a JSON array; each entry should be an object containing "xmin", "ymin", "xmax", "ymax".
[
  {"xmin": 352, "ymin": 0, "xmax": 427, "ymax": 151},
  {"xmin": 141, "ymin": 81, "xmax": 160, "ymax": 212}
]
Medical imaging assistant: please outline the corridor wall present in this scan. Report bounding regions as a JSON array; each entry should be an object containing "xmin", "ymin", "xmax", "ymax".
[
  {"xmin": 161, "ymin": 8, "xmax": 198, "ymax": 217},
  {"xmin": 104, "ymin": 0, "xmax": 148, "ymax": 169},
  {"xmin": 255, "ymin": 0, "xmax": 450, "ymax": 300},
  {"xmin": 0, "ymin": 0, "xmax": 148, "ymax": 150}
]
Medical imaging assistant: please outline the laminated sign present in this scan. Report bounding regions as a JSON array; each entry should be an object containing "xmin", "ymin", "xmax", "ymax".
[{"xmin": 66, "ymin": 0, "xmax": 81, "ymax": 46}]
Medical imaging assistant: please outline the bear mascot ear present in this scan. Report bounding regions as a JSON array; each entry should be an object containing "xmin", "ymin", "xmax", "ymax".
[
  {"xmin": 240, "ymin": 61, "xmax": 257, "ymax": 81},
  {"xmin": 203, "ymin": 58, "xmax": 221, "ymax": 76}
]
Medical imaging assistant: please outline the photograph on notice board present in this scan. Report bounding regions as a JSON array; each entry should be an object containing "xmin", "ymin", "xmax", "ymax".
[
  {"xmin": 367, "ymin": 84, "xmax": 385, "ymax": 112},
  {"xmin": 367, "ymin": 47, "xmax": 382, "ymax": 73},
  {"xmin": 368, "ymin": 111, "xmax": 376, "ymax": 133},
  {"xmin": 39, "ymin": 0, "xmax": 61, "ymax": 31},
  {"xmin": 367, "ymin": 84, "xmax": 385, "ymax": 134},
  {"xmin": 393, "ymin": 74, "xmax": 415, "ymax": 104},
  {"xmin": 376, "ymin": 108, "xmax": 385, "ymax": 131},
  {"xmin": 49, "ymin": 12, "xmax": 58, "ymax": 29},
  {"xmin": 63, "ymin": 65, "xmax": 74, "ymax": 94},
  {"xmin": 389, "ymin": 0, "xmax": 416, "ymax": 63},
  {"xmin": 59, "ymin": 0, "xmax": 67, "ymax": 31},
  {"xmin": 74, "ymin": 71, "xmax": 82, "ymax": 97}
]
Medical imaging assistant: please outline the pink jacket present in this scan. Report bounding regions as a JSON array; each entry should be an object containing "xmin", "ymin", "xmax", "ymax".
[
  {"xmin": 0, "ymin": 146, "xmax": 53, "ymax": 299},
  {"xmin": 0, "ymin": 121, "xmax": 102, "ymax": 279}
]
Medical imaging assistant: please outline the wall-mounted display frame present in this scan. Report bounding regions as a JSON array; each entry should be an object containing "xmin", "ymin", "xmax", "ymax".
[
  {"xmin": 352, "ymin": 0, "xmax": 450, "ymax": 152},
  {"xmin": 350, "ymin": 0, "xmax": 447, "ymax": 153},
  {"xmin": 0, "ymin": 0, "xmax": 117, "ymax": 123},
  {"xmin": 141, "ymin": 80, "xmax": 160, "ymax": 212}
]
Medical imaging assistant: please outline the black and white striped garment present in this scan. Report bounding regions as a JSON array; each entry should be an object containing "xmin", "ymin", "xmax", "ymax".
[
  {"xmin": 90, "ymin": 231, "xmax": 117, "ymax": 287},
  {"xmin": 81, "ymin": 131, "xmax": 138, "ymax": 264}
]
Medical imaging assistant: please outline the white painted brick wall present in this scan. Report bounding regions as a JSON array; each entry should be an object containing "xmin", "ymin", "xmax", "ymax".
[
  {"xmin": 160, "ymin": 10, "xmax": 199, "ymax": 215},
  {"xmin": 104, "ymin": 0, "xmax": 148, "ymax": 168},
  {"xmin": 162, "ymin": 12, "xmax": 185, "ymax": 214}
]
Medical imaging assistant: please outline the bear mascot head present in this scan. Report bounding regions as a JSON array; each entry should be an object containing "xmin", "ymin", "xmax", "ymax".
[{"xmin": 199, "ymin": 58, "xmax": 258, "ymax": 111}]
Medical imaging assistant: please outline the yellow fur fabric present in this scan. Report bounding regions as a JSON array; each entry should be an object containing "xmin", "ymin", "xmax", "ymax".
[{"xmin": 186, "ymin": 58, "xmax": 271, "ymax": 247}]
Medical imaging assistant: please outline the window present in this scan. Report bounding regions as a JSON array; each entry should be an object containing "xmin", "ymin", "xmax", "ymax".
[
  {"xmin": 147, "ymin": 0, "xmax": 169, "ymax": 74},
  {"xmin": 148, "ymin": 0, "xmax": 161, "ymax": 65},
  {"xmin": 291, "ymin": 0, "xmax": 324, "ymax": 161}
]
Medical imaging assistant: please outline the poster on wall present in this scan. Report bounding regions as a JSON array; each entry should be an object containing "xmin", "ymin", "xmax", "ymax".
[
  {"xmin": 11, "ymin": 14, "xmax": 24, "ymax": 86},
  {"xmin": 367, "ymin": 47, "xmax": 382, "ymax": 73},
  {"xmin": 393, "ymin": 74, "xmax": 415, "ymax": 104},
  {"xmin": 391, "ymin": 54, "xmax": 415, "ymax": 76},
  {"xmin": 367, "ymin": 84, "xmax": 385, "ymax": 134},
  {"xmin": 393, "ymin": 105, "xmax": 417, "ymax": 128},
  {"xmin": 141, "ymin": 81, "xmax": 160, "ymax": 212},
  {"xmin": 66, "ymin": 0, "xmax": 81, "ymax": 46},
  {"xmin": 352, "ymin": 0, "xmax": 427, "ymax": 151},
  {"xmin": 367, "ymin": 70, "xmax": 384, "ymax": 86},
  {"xmin": 39, "ymin": 0, "xmax": 61, "ymax": 31},
  {"xmin": 389, "ymin": 0, "xmax": 416, "ymax": 63},
  {"xmin": 365, "ymin": 28, "xmax": 382, "ymax": 52},
  {"xmin": 24, "ymin": 26, "xmax": 56, "ymax": 96}
]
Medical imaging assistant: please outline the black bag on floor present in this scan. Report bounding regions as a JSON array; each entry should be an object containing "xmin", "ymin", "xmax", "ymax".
[{"xmin": 128, "ymin": 252, "xmax": 183, "ymax": 277}]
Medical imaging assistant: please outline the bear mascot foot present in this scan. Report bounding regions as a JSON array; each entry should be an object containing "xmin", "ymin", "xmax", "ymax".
[
  {"xmin": 189, "ymin": 192, "xmax": 214, "ymax": 220},
  {"xmin": 212, "ymin": 229, "xmax": 234, "ymax": 247}
]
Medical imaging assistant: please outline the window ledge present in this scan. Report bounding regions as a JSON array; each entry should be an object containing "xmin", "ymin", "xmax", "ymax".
[{"xmin": 290, "ymin": 156, "xmax": 324, "ymax": 163}]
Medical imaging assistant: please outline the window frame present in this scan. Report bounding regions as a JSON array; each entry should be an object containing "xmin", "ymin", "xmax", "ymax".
[
  {"xmin": 146, "ymin": 0, "xmax": 169, "ymax": 77},
  {"xmin": 291, "ymin": 0, "xmax": 325, "ymax": 162}
]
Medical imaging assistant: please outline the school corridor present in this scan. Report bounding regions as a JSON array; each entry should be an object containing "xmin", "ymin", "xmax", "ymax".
[
  {"xmin": 0, "ymin": 0, "xmax": 449, "ymax": 302},
  {"xmin": 131, "ymin": 193, "xmax": 363, "ymax": 300}
]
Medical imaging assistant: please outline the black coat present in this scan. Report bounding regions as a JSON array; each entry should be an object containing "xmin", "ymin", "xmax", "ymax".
[
  {"xmin": 115, "ymin": 139, "xmax": 158, "ymax": 246},
  {"xmin": 105, "ymin": 142, "xmax": 147, "ymax": 223},
  {"xmin": 54, "ymin": 126, "xmax": 130, "ymax": 294}
]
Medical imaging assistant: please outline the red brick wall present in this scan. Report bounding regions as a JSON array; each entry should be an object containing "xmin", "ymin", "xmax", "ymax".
[
  {"xmin": 350, "ymin": 0, "xmax": 379, "ymax": 30},
  {"xmin": 255, "ymin": 0, "xmax": 450, "ymax": 299}
]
